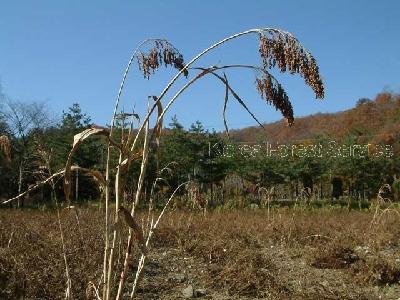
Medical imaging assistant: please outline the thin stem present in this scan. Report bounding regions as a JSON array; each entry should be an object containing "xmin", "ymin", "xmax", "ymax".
[
  {"xmin": 103, "ymin": 147, "xmax": 111, "ymax": 300},
  {"xmin": 1, "ymin": 170, "xmax": 65, "ymax": 205},
  {"xmin": 57, "ymin": 205, "xmax": 72, "ymax": 300},
  {"xmin": 129, "ymin": 182, "xmax": 188, "ymax": 298},
  {"xmin": 112, "ymin": 27, "xmax": 297, "ymax": 299},
  {"xmin": 105, "ymin": 150, "xmax": 123, "ymax": 300},
  {"xmin": 115, "ymin": 106, "xmax": 150, "ymax": 300},
  {"xmin": 103, "ymin": 38, "xmax": 156, "ymax": 299}
]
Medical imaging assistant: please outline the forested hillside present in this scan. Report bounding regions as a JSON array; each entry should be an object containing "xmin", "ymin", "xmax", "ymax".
[
  {"xmin": 1, "ymin": 92, "xmax": 399, "ymax": 207},
  {"xmin": 230, "ymin": 92, "xmax": 400, "ymax": 148}
]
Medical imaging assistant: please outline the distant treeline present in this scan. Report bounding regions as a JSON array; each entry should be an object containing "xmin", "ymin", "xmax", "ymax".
[{"xmin": 1, "ymin": 92, "xmax": 400, "ymax": 207}]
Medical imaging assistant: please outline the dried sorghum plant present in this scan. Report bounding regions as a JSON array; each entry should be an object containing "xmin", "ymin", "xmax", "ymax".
[{"xmin": 3, "ymin": 28, "xmax": 325, "ymax": 300}]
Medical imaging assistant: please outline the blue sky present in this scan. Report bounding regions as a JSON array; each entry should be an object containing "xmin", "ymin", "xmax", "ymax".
[{"xmin": 0, "ymin": 0, "xmax": 399, "ymax": 131}]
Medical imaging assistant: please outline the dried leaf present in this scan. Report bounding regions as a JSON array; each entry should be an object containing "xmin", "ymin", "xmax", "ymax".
[
  {"xmin": 64, "ymin": 126, "xmax": 111, "ymax": 205},
  {"xmin": 120, "ymin": 150, "xmax": 143, "ymax": 173},
  {"xmin": 71, "ymin": 166, "xmax": 106, "ymax": 191},
  {"xmin": 118, "ymin": 206, "xmax": 146, "ymax": 254},
  {"xmin": 202, "ymin": 69, "xmax": 264, "ymax": 129},
  {"xmin": 73, "ymin": 127, "xmax": 109, "ymax": 148},
  {"xmin": 222, "ymin": 73, "xmax": 230, "ymax": 134},
  {"xmin": 152, "ymin": 95, "xmax": 163, "ymax": 172}
]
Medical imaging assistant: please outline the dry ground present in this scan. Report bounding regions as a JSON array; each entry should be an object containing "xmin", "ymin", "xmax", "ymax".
[{"xmin": 1, "ymin": 206, "xmax": 400, "ymax": 299}]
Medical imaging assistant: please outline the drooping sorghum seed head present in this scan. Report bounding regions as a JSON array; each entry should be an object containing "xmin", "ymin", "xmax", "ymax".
[
  {"xmin": 137, "ymin": 39, "xmax": 188, "ymax": 79},
  {"xmin": 255, "ymin": 71, "xmax": 294, "ymax": 126},
  {"xmin": 259, "ymin": 31, "xmax": 324, "ymax": 99}
]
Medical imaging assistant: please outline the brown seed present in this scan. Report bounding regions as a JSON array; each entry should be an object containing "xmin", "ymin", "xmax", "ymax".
[
  {"xmin": 255, "ymin": 72, "xmax": 294, "ymax": 126},
  {"xmin": 258, "ymin": 32, "xmax": 324, "ymax": 99},
  {"xmin": 137, "ymin": 40, "xmax": 188, "ymax": 79}
]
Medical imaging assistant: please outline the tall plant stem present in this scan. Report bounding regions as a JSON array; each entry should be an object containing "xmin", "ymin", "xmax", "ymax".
[
  {"xmin": 102, "ymin": 38, "xmax": 153, "ymax": 299},
  {"xmin": 129, "ymin": 182, "xmax": 188, "ymax": 298},
  {"xmin": 105, "ymin": 151, "xmax": 123, "ymax": 300},
  {"xmin": 109, "ymin": 27, "xmax": 313, "ymax": 299},
  {"xmin": 115, "ymin": 111, "xmax": 150, "ymax": 300}
]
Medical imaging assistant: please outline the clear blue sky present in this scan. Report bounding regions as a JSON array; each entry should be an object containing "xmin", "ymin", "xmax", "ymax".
[{"xmin": 0, "ymin": 0, "xmax": 399, "ymax": 131}]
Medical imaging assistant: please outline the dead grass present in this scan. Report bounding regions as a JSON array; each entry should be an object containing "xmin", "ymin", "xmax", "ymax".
[
  {"xmin": 0, "ymin": 210, "xmax": 104, "ymax": 299},
  {"xmin": 310, "ymin": 244, "xmax": 359, "ymax": 269},
  {"xmin": 0, "ymin": 207, "xmax": 399, "ymax": 299},
  {"xmin": 350, "ymin": 257, "xmax": 400, "ymax": 286}
]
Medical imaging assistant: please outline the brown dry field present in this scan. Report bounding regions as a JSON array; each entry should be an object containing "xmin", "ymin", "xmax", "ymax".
[{"xmin": 1, "ymin": 206, "xmax": 400, "ymax": 299}]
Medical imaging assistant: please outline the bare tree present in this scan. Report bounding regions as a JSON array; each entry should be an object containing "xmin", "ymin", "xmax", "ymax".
[{"xmin": 0, "ymin": 96, "xmax": 51, "ymax": 207}]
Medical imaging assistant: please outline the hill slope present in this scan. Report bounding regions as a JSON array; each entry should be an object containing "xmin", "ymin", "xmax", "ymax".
[{"xmin": 228, "ymin": 92, "xmax": 400, "ymax": 145}]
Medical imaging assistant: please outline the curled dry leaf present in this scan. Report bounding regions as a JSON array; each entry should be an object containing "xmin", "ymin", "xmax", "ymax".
[
  {"xmin": 151, "ymin": 96, "xmax": 163, "ymax": 146},
  {"xmin": 118, "ymin": 206, "xmax": 146, "ymax": 254},
  {"xmin": 151, "ymin": 95, "xmax": 163, "ymax": 172},
  {"xmin": 222, "ymin": 73, "xmax": 230, "ymax": 134},
  {"xmin": 120, "ymin": 150, "xmax": 143, "ymax": 173},
  {"xmin": 72, "ymin": 127, "xmax": 109, "ymax": 148},
  {"xmin": 201, "ymin": 68, "xmax": 265, "ymax": 129},
  {"xmin": 64, "ymin": 126, "xmax": 111, "ymax": 205},
  {"xmin": 71, "ymin": 166, "xmax": 106, "ymax": 192}
]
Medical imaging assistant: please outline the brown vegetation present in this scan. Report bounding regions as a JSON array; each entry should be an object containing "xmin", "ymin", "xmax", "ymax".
[
  {"xmin": 0, "ymin": 135, "xmax": 11, "ymax": 162},
  {"xmin": 229, "ymin": 92, "xmax": 400, "ymax": 148},
  {"xmin": 1, "ymin": 207, "xmax": 399, "ymax": 299}
]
